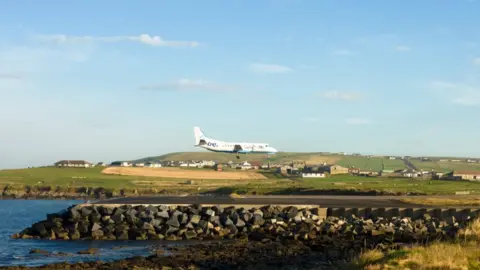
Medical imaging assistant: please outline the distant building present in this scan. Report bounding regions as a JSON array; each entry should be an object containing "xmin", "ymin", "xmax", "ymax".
[
  {"xmin": 318, "ymin": 165, "xmax": 349, "ymax": 175},
  {"xmin": 381, "ymin": 169, "xmax": 395, "ymax": 176},
  {"xmin": 302, "ymin": 173, "xmax": 325, "ymax": 178},
  {"xmin": 348, "ymin": 168, "xmax": 360, "ymax": 174},
  {"xmin": 110, "ymin": 161, "xmax": 132, "ymax": 167},
  {"xmin": 54, "ymin": 160, "xmax": 93, "ymax": 168},
  {"xmin": 250, "ymin": 161, "xmax": 262, "ymax": 169},
  {"xmin": 214, "ymin": 164, "xmax": 223, "ymax": 171},
  {"xmin": 144, "ymin": 162, "xmax": 162, "ymax": 168},
  {"xmin": 240, "ymin": 161, "xmax": 252, "ymax": 170},
  {"xmin": 358, "ymin": 170, "xmax": 380, "ymax": 177},
  {"xmin": 452, "ymin": 171, "xmax": 480, "ymax": 181},
  {"xmin": 402, "ymin": 169, "xmax": 420, "ymax": 178},
  {"xmin": 134, "ymin": 163, "xmax": 145, "ymax": 167}
]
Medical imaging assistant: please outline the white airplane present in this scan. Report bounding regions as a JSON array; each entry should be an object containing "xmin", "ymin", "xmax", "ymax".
[{"xmin": 193, "ymin": 126, "xmax": 278, "ymax": 159}]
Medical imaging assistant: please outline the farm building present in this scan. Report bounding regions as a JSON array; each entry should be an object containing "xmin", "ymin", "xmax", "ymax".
[
  {"xmin": 239, "ymin": 161, "xmax": 252, "ymax": 170},
  {"xmin": 144, "ymin": 162, "xmax": 162, "ymax": 168},
  {"xmin": 452, "ymin": 171, "xmax": 480, "ymax": 181},
  {"xmin": 214, "ymin": 164, "xmax": 223, "ymax": 171},
  {"xmin": 358, "ymin": 170, "xmax": 380, "ymax": 177},
  {"xmin": 302, "ymin": 173, "xmax": 325, "ymax": 178},
  {"xmin": 348, "ymin": 168, "xmax": 360, "ymax": 174},
  {"xmin": 249, "ymin": 161, "xmax": 263, "ymax": 169},
  {"xmin": 110, "ymin": 161, "xmax": 132, "ymax": 167},
  {"xmin": 381, "ymin": 169, "xmax": 395, "ymax": 176},
  {"xmin": 402, "ymin": 169, "xmax": 420, "ymax": 178},
  {"xmin": 54, "ymin": 160, "xmax": 93, "ymax": 168},
  {"xmin": 318, "ymin": 165, "xmax": 349, "ymax": 175}
]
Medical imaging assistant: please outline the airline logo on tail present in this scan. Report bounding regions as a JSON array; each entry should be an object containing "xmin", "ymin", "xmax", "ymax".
[{"xmin": 194, "ymin": 126, "xmax": 207, "ymax": 146}]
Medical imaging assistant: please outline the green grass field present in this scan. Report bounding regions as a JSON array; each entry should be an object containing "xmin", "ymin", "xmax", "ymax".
[
  {"xmin": 2, "ymin": 166, "xmax": 480, "ymax": 196},
  {"xmin": 411, "ymin": 160, "xmax": 480, "ymax": 172},
  {"xmin": 336, "ymin": 156, "xmax": 394, "ymax": 171},
  {"xmin": 382, "ymin": 158, "xmax": 406, "ymax": 170}
]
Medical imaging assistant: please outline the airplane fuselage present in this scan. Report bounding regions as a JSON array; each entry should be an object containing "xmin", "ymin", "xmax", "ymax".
[
  {"xmin": 199, "ymin": 139, "xmax": 278, "ymax": 154},
  {"xmin": 193, "ymin": 127, "xmax": 278, "ymax": 157}
]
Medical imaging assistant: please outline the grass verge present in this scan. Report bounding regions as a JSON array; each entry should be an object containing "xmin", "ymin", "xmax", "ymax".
[
  {"xmin": 400, "ymin": 197, "xmax": 480, "ymax": 206},
  {"xmin": 2, "ymin": 167, "xmax": 480, "ymax": 198},
  {"xmin": 348, "ymin": 219, "xmax": 480, "ymax": 269}
]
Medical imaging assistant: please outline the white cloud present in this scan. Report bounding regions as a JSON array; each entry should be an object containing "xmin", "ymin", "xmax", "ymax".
[
  {"xmin": 395, "ymin": 45, "xmax": 411, "ymax": 51},
  {"xmin": 36, "ymin": 34, "xmax": 201, "ymax": 48},
  {"xmin": 333, "ymin": 49, "xmax": 354, "ymax": 55},
  {"xmin": 429, "ymin": 80, "xmax": 480, "ymax": 106},
  {"xmin": 139, "ymin": 79, "xmax": 236, "ymax": 92},
  {"xmin": 345, "ymin": 118, "xmax": 371, "ymax": 125},
  {"xmin": 249, "ymin": 63, "xmax": 293, "ymax": 74},
  {"xmin": 318, "ymin": 90, "xmax": 362, "ymax": 101},
  {"xmin": 452, "ymin": 97, "xmax": 480, "ymax": 106},
  {"xmin": 473, "ymin": 57, "xmax": 480, "ymax": 65},
  {"xmin": 430, "ymin": 80, "xmax": 461, "ymax": 90}
]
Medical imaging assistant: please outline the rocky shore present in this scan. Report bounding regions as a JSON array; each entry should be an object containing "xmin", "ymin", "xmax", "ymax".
[
  {"xmin": 0, "ymin": 239, "xmax": 347, "ymax": 269},
  {"xmin": 7, "ymin": 203, "xmax": 476, "ymax": 269},
  {"xmin": 1, "ymin": 184, "xmax": 429, "ymax": 201}
]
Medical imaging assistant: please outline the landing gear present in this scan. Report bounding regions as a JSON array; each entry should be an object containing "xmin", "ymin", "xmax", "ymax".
[{"xmin": 236, "ymin": 153, "xmax": 240, "ymax": 159}]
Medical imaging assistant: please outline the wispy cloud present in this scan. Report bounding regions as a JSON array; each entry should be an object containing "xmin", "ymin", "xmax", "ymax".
[
  {"xmin": 36, "ymin": 34, "xmax": 201, "ymax": 48},
  {"xmin": 452, "ymin": 97, "xmax": 480, "ymax": 106},
  {"xmin": 429, "ymin": 80, "xmax": 480, "ymax": 106},
  {"xmin": 333, "ymin": 49, "xmax": 354, "ymax": 56},
  {"xmin": 345, "ymin": 118, "xmax": 371, "ymax": 125},
  {"xmin": 0, "ymin": 72, "xmax": 23, "ymax": 80},
  {"xmin": 303, "ymin": 117, "xmax": 320, "ymax": 123},
  {"xmin": 318, "ymin": 90, "xmax": 362, "ymax": 101},
  {"xmin": 395, "ymin": 45, "xmax": 411, "ymax": 52},
  {"xmin": 430, "ymin": 80, "xmax": 461, "ymax": 90},
  {"xmin": 249, "ymin": 63, "xmax": 293, "ymax": 74},
  {"xmin": 139, "ymin": 79, "xmax": 236, "ymax": 92},
  {"xmin": 298, "ymin": 64, "xmax": 316, "ymax": 70},
  {"xmin": 474, "ymin": 57, "xmax": 480, "ymax": 65}
]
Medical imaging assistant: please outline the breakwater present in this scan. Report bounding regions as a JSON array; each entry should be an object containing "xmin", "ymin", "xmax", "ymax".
[{"xmin": 12, "ymin": 203, "xmax": 477, "ymax": 248}]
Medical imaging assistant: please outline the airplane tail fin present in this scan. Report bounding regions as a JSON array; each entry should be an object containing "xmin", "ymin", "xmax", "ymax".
[{"xmin": 194, "ymin": 126, "xmax": 207, "ymax": 146}]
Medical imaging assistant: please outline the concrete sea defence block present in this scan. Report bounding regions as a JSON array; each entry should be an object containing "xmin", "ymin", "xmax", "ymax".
[{"xmin": 10, "ymin": 203, "xmax": 480, "ymax": 245}]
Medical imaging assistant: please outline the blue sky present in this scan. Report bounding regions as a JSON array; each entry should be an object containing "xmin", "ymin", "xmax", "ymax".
[{"xmin": 1, "ymin": 0, "xmax": 480, "ymax": 168}]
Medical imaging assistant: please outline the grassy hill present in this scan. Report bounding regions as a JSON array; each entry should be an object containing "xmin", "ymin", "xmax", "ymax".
[
  {"xmin": 134, "ymin": 151, "xmax": 480, "ymax": 172},
  {"xmin": 133, "ymin": 151, "xmax": 359, "ymax": 166},
  {"xmin": 134, "ymin": 152, "xmax": 399, "ymax": 170}
]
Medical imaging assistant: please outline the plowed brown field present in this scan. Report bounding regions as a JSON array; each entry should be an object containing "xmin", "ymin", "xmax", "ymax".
[{"xmin": 101, "ymin": 167, "xmax": 267, "ymax": 180}]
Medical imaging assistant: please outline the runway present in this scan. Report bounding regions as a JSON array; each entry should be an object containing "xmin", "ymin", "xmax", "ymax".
[{"xmin": 95, "ymin": 194, "xmax": 478, "ymax": 208}]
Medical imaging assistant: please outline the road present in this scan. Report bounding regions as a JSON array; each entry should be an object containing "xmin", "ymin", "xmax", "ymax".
[
  {"xmin": 94, "ymin": 195, "xmax": 479, "ymax": 208},
  {"xmin": 404, "ymin": 159, "xmax": 418, "ymax": 170}
]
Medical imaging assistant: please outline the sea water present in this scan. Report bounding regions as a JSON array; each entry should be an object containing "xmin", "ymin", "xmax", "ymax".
[{"xmin": 0, "ymin": 200, "xmax": 188, "ymax": 267}]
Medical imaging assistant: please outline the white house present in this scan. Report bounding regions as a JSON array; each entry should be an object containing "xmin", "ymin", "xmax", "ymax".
[
  {"xmin": 239, "ymin": 161, "xmax": 252, "ymax": 170},
  {"xmin": 302, "ymin": 173, "xmax": 325, "ymax": 178},
  {"xmin": 145, "ymin": 162, "xmax": 162, "ymax": 168}
]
